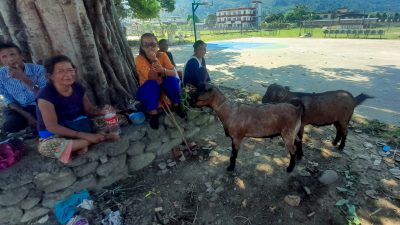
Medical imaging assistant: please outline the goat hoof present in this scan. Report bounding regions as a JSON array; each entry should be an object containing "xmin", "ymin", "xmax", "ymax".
[
  {"xmin": 227, "ymin": 165, "xmax": 235, "ymax": 172},
  {"xmin": 338, "ymin": 146, "xmax": 345, "ymax": 151},
  {"xmin": 332, "ymin": 141, "xmax": 338, "ymax": 146},
  {"xmin": 286, "ymin": 166, "xmax": 294, "ymax": 173}
]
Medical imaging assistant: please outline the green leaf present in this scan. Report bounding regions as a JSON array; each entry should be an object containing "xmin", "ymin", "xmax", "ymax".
[
  {"xmin": 347, "ymin": 204, "xmax": 357, "ymax": 216},
  {"xmin": 352, "ymin": 216, "xmax": 362, "ymax": 225},
  {"xmin": 145, "ymin": 191, "xmax": 153, "ymax": 198},
  {"xmin": 336, "ymin": 199, "xmax": 349, "ymax": 206}
]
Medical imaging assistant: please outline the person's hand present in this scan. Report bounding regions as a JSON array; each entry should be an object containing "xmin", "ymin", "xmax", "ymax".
[
  {"xmin": 9, "ymin": 64, "xmax": 27, "ymax": 81},
  {"xmin": 146, "ymin": 51, "xmax": 158, "ymax": 62},
  {"xmin": 148, "ymin": 69, "xmax": 160, "ymax": 80},
  {"xmin": 78, "ymin": 133, "xmax": 105, "ymax": 144},
  {"xmin": 151, "ymin": 62, "xmax": 164, "ymax": 74}
]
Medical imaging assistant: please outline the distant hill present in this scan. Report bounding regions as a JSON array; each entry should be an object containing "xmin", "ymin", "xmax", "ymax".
[
  {"xmin": 269, "ymin": 0, "xmax": 400, "ymax": 13},
  {"xmin": 170, "ymin": 0, "xmax": 400, "ymax": 19}
]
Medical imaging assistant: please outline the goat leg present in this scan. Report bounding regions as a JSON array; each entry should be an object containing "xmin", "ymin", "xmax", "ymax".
[
  {"xmin": 332, "ymin": 122, "xmax": 342, "ymax": 146},
  {"xmin": 295, "ymin": 127, "xmax": 304, "ymax": 160},
  {"xmin": 227, "ymin": 138, "xmax": 241, "ymax": 171},
  {"xmin": 338, "ymin": 135, "xmax": 346, "ymax": 150},
  {"xmin": 332, "ymin": 133, "xmax": 341, "ymax": 146},
  {"xmin": 287, "ymin": 153, "xmax": 296, "ymax": 173},
  {"xmin": 283, "ymin": 133, "xmax": 298, "ymax": 173},
  {"xmin": 295, "ymin": 140, "xmax": 303, "ymax": 160}
]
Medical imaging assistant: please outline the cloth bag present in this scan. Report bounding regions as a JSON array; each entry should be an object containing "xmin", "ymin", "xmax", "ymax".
[{"xmin": 0, "ymin": 138, "xmax": 25, "ymax": 171}]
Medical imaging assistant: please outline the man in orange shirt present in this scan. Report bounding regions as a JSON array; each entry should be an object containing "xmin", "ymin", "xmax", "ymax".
[{"xmin": 135, "ymin": 33, "xmax": 185, "ymax": 129}]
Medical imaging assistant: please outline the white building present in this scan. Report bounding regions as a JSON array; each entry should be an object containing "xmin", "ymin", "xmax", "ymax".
[{"xmin": 216, "ymin": 0, "xmax": 262, "ymax": 29}]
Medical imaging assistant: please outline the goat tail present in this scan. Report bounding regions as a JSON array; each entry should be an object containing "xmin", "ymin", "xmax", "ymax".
[{"xmin": 355, "ymin": 93, "xmax": 374, "ymax": 106}]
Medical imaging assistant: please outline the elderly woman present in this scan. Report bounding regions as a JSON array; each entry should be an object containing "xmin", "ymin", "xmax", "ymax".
[
  {"xmin": 183, "ymin": 40, "xmax": 211, "ymax": 89},
  {"xmin": 36, "ymin": 55, "xmax": 115, "ymax": 164},
  {"xmin": 135, "ymin": 33, "xmax": 185, "ymax": 129}
]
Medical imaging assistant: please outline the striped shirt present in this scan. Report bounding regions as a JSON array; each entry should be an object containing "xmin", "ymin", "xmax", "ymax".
[{"xmin": 0, "ymin": 63, "xmax": 47, "ymax": 106}]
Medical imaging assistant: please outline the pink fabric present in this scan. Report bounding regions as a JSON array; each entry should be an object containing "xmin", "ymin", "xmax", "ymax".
[
  {"xmin": 58, "ymin": 141, "xmax": 73, "ymax": 164},
  {"xmin": 0, "ymin": 143, "xmax": 23, "ymax": 171}
]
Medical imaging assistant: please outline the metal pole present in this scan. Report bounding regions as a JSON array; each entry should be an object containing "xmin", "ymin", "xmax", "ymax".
[
  {"xmin": 191, "ymin": 0, "xmax": 213, "ymax": 41},
  {"xmin": 192, "ymin": 2, "xmax": 198, "ymax": 41}
]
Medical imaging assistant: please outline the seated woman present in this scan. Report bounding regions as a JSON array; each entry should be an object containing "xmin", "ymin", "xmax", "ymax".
[
  {"xmin": 36, "ymin": 55, "xmax": 116, "ymax": 164},
  {"xmin": 135, "ymin": 33, "xmax": 185, "ymax": 130},
  {"xmin": 183, "ymin": 40, "xmax": 211, "ymax": 89}
]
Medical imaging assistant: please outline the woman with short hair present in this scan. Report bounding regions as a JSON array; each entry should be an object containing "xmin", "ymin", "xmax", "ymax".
[
  {"xmin": 183, "ymin": 40, "xmax": 211, "ymax": 88},
  {"xmin": 36, "ymin": 55, "xmax": 116, "ymax": 163}
]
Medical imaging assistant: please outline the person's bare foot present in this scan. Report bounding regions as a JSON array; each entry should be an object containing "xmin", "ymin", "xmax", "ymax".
[
  {"xmin": 77, "ymin": 147, "xmax": 88, "ymax": 155},
  {"xmin": 104, "ymin": 133, "xmax": 120, "ymax": 141}
]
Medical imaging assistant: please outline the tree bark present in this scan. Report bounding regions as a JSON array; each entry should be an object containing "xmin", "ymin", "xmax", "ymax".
[{"xmin": 0, "ymin": 0, "xmax": 138, "ymax": 107}]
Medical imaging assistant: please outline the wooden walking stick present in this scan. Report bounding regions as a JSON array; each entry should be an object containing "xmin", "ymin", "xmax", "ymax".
[{"xmin": 161, "ymin": 97, "xmax": 191, "ymax": 152}]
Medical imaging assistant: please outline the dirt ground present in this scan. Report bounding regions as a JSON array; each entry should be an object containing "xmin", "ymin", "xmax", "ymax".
[
  {"xmin": 29, "ymin": 87, "xmax": 400, "ymax": 225},
  {"xmin": 168, "ymin": 37, "xmax": 400, "ymax": 126}
]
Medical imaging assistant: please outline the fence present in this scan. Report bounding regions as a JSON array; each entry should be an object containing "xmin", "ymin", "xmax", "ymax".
[{"xmin": 323, "ymin": 29, "xmax": 385, "ymax": 38}]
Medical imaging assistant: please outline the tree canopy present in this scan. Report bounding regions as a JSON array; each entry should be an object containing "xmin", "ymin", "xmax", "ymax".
[
  {"xmin": 264, "ymin": 5, "xmax": 320, "ymax": 23},
  {"xmin": 205, "ymin": 14, "xmax": 217, "ymax": 28},
  {"xmin": 114, "ymin": 0, "xmax": 176, "ymax": 19}
]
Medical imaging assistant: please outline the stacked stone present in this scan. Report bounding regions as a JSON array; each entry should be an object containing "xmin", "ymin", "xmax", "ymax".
[{"xmin": 0, "ymin": 109, "xmax": 213, "ymax": 224}]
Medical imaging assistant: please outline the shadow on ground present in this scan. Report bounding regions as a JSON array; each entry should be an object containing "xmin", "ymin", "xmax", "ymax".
[{"xmin": 205, "ymin": 64, "xmax": 400, "ymax": 126}]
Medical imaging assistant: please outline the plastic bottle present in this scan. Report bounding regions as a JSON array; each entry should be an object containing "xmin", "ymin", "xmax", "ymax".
[{"xmin": 103, "ymin": 111, "xmax": 121, "ymax": 135}]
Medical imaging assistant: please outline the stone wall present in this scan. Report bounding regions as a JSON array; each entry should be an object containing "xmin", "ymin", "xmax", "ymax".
[{"xmin": 0, "ymin": 109, "xmax": 214, "ymax": 224}]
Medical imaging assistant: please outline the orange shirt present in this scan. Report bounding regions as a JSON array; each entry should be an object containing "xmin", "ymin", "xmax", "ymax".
[{"xmin": 135, "ymin": 52, "xmax": 174, "ymax": 86}]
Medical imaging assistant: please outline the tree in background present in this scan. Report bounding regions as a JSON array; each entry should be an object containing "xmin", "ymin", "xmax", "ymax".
[
  {"xmin": 166, "ymin": 23, "xmax": 178, "ymax": 44},
  {"xmin": 160, "ymin": 0, "xmax": 175, "ymax": 12},
  {"xmin": 264, "ymin": 6, "xmax": 317, "ymax": 24},
  {"xmin": 264, "ymin": 13, "xmax": 284, "ymax": 23},
  {"xmin": 187, "ymin": 14, "xmax": 201, "ymax": 23},
  {"xmin": 114, "ymin": 0, "xmax": 175, "ymax": 19},
  {"xmin": 205, "ymin": 14, "xmax": 217, "ymax": 29},
  {"xmin": 381, "ymin": 12, "xmax": 388, "ymax": 20},
  {"xmin": 284, "ymin": 5, "xmax": 313, "ymax": 22},
  {"xmin": 115, "ymin": 0, "xmax": 133, "ymax": 18},
  {"xmin": 394, "ymin": 12, "xmax": 400, "ymax": 21}
]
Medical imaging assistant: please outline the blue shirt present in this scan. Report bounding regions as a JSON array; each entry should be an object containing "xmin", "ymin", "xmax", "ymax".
[{"xmin": 0, "ymin": 63, "xmax": 47, "ymax": 106}]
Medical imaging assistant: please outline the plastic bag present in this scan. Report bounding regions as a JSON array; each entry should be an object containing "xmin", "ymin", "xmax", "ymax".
[
  {"xmin": 101, "ymin": 211, "xmax": 121, "ymax": 225},
  {"xmin": 66, "ymin": 215, "xmax": 89, "ymax": 225},
  {"xmin": 0, "ymin": 138, "xmax": 25, "ymax": 171}
]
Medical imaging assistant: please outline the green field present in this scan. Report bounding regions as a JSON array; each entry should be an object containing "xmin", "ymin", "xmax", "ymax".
[{"xmin": 176, "ymin": 26, "xmax": 400, "ymax": 43}]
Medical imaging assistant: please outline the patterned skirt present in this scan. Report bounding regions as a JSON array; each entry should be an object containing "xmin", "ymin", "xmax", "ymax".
[{"xmin": 38, "ymin": 137, "xmax": 73, "ymax": 164}]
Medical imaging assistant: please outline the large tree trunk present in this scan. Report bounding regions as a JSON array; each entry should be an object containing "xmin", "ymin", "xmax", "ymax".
[{"xmin": 0, "ymin": 0, "xmax": 139, "ymax": 107}]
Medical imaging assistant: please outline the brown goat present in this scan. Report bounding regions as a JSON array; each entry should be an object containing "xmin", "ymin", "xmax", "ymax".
[
  {"xmin": 262, "ymin": 83, "xmax": 373, "ymax": 151},
  {"xmin": 195, "ymin": 84, "xmax": 303, "ymax": 172}
]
